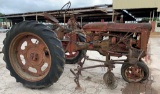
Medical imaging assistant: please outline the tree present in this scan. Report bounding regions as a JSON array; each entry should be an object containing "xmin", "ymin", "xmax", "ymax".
[
  {"xmin": 141, "ymin": 17, "xmax": 160, "ymax": 22},
  {"xmin": 0, "ymin": 13, "xmax": 4, "ymax": 22},
  {"xmin": 0, "ymin": 13, "xmax": 4, "ymax": 16}
]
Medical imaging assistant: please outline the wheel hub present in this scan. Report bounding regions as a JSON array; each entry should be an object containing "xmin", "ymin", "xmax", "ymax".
[
  {"xmin": 125, "ymin": 65, "xmax": 144, "ymax": 82},
  {"xmin": 26, "ymin": 48, "xmax": 43, "ymax": 66},
  {"xmin": 30, "ymin": 53, "xmax": 38, "ymax": 61}
]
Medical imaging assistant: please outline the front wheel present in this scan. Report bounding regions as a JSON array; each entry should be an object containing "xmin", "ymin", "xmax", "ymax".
[
  {"xmin": 121, "ymin": 61, "xmax": 149, "ymax": 83},
  {"xmin": 3, "ymin": 21, "xmax": 65, "ymax": 89}
]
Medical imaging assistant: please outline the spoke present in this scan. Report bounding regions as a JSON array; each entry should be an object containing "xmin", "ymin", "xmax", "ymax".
[
  {"xmin": 69, "ymin": 52, "xmax": 74, "ymax": 56},
  {"xmin": 17, "ymin": 49, "xmax": 26, "ymax": 55},
  {"xmin": 126, "ymin": 68, "xmax": 133, "ymax": 79},
  {"xmin": 131, "ymin": 67, "xmax": 136, "ymax": 73},
  {"xmin": 35, "ymin": 65, "xmax": 43, "ymax": 76},
  {"xmin": 38, "ymin": 41, "xmax": 46, "ymax": 50},
  {"xmin": 126, "ymin": 71, "xmax": 131, "ymax": 78},
  {"xmin": 22, "ymin": 61, "xmax": 30, "ymax": 71},
  {"xmin": 43, "ymin": 56, "xmax": 50, "ymax": 63},
  {"xmin": 139, "ymin": 69, "xmax": 142, "ymax": 75},
  {"xmin": 26, "ymin": 38, "xmax": 33, "ymax": 46}
]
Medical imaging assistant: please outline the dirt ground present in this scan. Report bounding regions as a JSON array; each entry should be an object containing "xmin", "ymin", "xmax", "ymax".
[{"xmin": 0, "ymin": 33, "xmax": 160, "ymax": 94}]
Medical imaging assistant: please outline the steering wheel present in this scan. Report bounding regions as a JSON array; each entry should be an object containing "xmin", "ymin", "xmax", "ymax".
[{"xmin": 59, "ymin": 1, "xmax": 71, "ymax": 15}]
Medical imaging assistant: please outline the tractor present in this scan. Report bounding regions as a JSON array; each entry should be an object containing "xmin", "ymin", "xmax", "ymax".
[{"xmin": 2, "ymin": 2, "xmax": 151, "ymax": 89}]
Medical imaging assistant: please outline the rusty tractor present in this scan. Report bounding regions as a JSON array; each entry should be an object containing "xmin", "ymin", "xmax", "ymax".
[{"xmin": 2, "ymin": 2, "xmax": 151, "ymax": 89}]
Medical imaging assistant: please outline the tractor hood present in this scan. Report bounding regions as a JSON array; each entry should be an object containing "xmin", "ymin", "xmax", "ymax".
[{"xmin": 83, "ymin": 22, "xmax": 152, "ymax": 32}]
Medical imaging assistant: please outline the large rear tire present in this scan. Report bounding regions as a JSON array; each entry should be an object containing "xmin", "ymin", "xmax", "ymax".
[{"xmin": 3, "ymin": 21, "xmax": 65, "ymax": 89}]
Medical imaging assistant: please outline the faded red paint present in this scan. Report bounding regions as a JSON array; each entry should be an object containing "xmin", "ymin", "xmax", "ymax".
[
  {"xmin": 151, "ymin": 21, "xmax": 156, "ymax": 32},
  {"xmin": 83, "ymin": 22, "xmax": 152, "ymax": 32},
  {"xmin": 83, "ymin": 22, "xmax": 152, "ymax": 56}
]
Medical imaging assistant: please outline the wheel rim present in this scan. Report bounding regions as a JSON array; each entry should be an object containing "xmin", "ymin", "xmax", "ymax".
[
  {"xmin": 62, "ymin": 41, "xmax": 80, "ymax": 59},
  {"xmin": 124, "ymin": 65, "xmax": 144, "ymax": 82},
  {"xmin": 65, "ymin": 51, "xmax": 79, "ymax": 59},
  {"xmin": 9, "ymin": 32, "xmax": 51, "ymax": 82}
]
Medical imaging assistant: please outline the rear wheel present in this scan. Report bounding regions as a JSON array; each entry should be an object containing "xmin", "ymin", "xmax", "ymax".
[
  {"xmin": 3, "ymin": 21, "xmax": 65, "ymax": 89},
  {"xmin": 64, "ymin": 34, "xmax": 86, "ymax": 64},
  {"xmin": 121, "ymin": 61, "xmax": 149, "ymax": 83}
]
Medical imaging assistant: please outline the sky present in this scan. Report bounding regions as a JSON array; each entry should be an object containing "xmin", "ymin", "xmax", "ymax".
[{"xmin": 0, "ymin": 0, "xmax": 112, "ymax": 14}]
